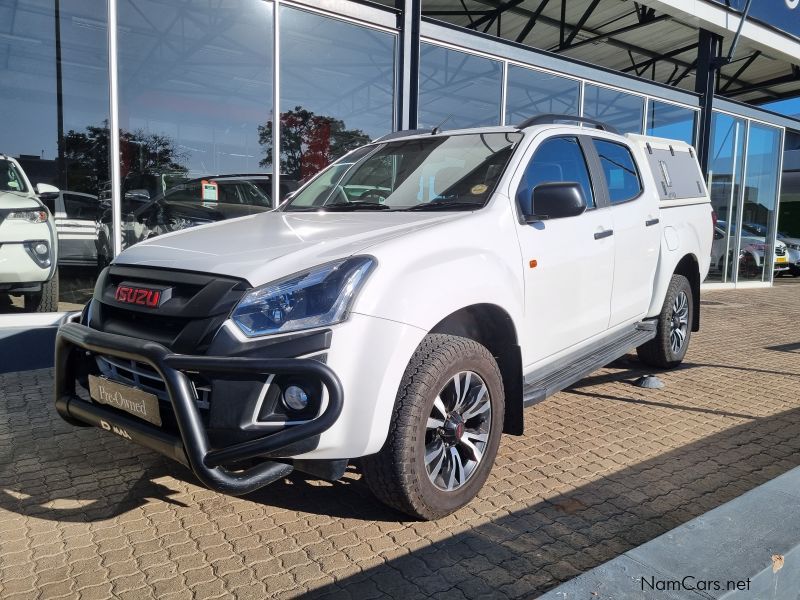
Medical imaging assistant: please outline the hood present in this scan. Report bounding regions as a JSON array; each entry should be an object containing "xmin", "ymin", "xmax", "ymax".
[
  {"xmin": 779, "ymin": 235, "xmax": 800, "ymax": 246},
  {"xmin": 0, "ymin": 190, "xmax": 39, "ymax": 210},
  {"xmin": 114, "ymin": 210, "xmax": 459, "ymax": 285}
]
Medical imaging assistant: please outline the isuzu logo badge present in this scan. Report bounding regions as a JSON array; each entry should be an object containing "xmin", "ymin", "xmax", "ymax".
[{"xmin": 114, "ymin": 282, "xmax": 171, "ymax": 307}]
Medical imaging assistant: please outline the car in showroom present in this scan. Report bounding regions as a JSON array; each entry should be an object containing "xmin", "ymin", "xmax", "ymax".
[
  {"xmin": 0, "ymin": 155, "xmax": 59, "ymax": 312},
  {"xmin": 95, "ymin": 174, "xmax": 298, "ymax": 268},
  {"xmin": 39, "ymin": 190, "xmax": 101, "ymax": 266},
  {"xmin": 710, "ymin": 220, "xmax": 790, "ymax": 277},
  {"xmin": 777, "ymin": 232, "xmax": 800, "ymax": 276},
  {"xmin": 740, "ymin": 221, "xmax": 800, "ymax": 277},
  {"xmin": 55, "ymin": 117, "xmax": 712, "ymax": 519}
]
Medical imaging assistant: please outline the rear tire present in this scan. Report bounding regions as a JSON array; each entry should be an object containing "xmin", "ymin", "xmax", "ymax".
[
  {"xmin": 25, "ymin": 269, "xmax": 59, "ymax": 313},
  {"xmin": 361, "ymin": 334, "xmax": 504, "ymax": 520},
  {"xmin": 637, "ymin": 274, "xmax": 693, "ymax": 369}
]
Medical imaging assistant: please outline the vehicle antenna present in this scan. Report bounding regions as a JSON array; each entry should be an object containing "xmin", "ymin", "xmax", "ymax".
[{"xmin": 431, "ymin": 115, "xmax": 452, "ymax": 135}]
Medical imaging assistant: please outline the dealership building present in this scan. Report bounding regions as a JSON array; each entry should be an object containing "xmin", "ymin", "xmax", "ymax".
[{"xmin": 2, "ymin": 0, "xmax": 800, "ymax": 320}]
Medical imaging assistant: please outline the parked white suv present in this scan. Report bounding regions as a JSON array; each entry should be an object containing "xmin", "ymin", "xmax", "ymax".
[
  {"xmin": 55, "ymin": 117, "xmax": 712, "ymax": 519},
  {"xmin": 711, "ymin": 221, "xmax": 791, "ymax": 277},
  {"xmin": 0, "ymin": 155, "xmax": 59, "ymax": 312}
]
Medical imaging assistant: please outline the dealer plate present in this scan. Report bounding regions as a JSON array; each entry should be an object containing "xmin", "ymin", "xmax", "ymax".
[{"xmin": 89, "ymin": 375, "xmax": 162, "ymax": 427}]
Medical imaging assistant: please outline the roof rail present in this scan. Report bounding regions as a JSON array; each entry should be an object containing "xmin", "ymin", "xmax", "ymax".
[
  {"xmin": 517, "ymin": 114, "xmax": 619, "ymax": 135},
  {"xmin": 373, "ymin": 128, "xmax": 431, "ymax": 142}
]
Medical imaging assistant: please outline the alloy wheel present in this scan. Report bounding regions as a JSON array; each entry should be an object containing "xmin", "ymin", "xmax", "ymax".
[
  {"xmin": 424, "ymin": 371, "xmax": 492, "ymax": 491},
  {"xmin": 669, "ymin": 290, "xmax": 689, "ymax": 354}
]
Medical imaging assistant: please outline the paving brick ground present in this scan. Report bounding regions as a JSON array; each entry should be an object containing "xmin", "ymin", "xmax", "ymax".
[{"xmin": 1, "ymin": 281, "xmax": 799, "ymax": 599}]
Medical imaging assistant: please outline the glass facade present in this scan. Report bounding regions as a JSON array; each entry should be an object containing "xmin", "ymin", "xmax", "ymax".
[
  {"xmin": 0, "ymin": 0, "xmax": 793, "ymax": 316},
  {"xmin": 647, "ymin": 100, "xmax": 696, "ymax": 144},
  {"xmin": 0, "ymin": 0, "xmax": 111, "ymax": 313},
  {"xmin": 418, "ymin": 43, "xmax": 502, "ymax": 130},
  {"xmin": 583, "ymin": 85, "xmax": 644, "ymax": 134},
  {"xmin": 280, "ymin": 7, "xmax": 395, "ymax": 181},
  {"xmin": 777, "ymin": 131, "xmax": 800, "ymax": 277},
  {"xmin": 505, "ymin": 66, "xmax": 579, "ymax": 125},
  {"xmin": 115, "ymin": 0, "xmax": 274, "ymax": 257},
  {"xmin": 740, "ymin": 124, "xmax": 783, "ymax": 282},
  {"xmin": 705, "ymin": 113, "xmax": 784, "ymax": 284},
  {"xmin": 706, "ymin": 113, "xmax": 746, "ymax": 283}
]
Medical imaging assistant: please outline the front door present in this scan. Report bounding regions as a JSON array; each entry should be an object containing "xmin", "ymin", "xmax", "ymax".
[{"xmin": 515, "ymin": 135, "xmax": 615, "ymax": 365}]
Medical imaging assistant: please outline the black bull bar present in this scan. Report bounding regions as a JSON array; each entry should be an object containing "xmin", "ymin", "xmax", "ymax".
[{"xmin": 54, "ymin": 321, "xmax": 344, "ymax": 495}]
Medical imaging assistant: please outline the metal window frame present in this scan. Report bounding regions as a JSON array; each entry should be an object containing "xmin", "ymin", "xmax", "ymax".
[{"xmin": 107, "ymin": 0, "xmax": 121, "ymax": 258}]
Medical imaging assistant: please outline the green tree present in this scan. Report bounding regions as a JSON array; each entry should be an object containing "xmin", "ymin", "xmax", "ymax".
[{"xmin": 63, "ymin": 122, "xmax": 187, "ymax": 196}]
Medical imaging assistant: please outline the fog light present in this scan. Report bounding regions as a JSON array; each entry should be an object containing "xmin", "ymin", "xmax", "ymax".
[
  {"xmin": 283, "ymin": 385, "xmax": 309, "ymax": 411},
  {"xmin": 24, "ymin": 240, "xmax": 51, "ymax": 267}
]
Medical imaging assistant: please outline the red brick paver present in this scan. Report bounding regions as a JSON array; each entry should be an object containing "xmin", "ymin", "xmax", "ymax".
[{"xmin": 1, "ymin": 283, "xmax": 799, "ymax": 598}]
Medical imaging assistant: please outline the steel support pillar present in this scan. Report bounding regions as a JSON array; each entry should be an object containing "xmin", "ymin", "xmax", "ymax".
[
  {"xmin": 397, "ymin": 0, "xmax": 421, "ymax": 130},
  {"xmin": 695, "ymin": 28, "xmax": 723, "ymax": 175}
]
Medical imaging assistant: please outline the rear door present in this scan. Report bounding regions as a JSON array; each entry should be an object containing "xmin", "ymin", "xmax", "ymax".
[
  {"xmin": 588, "ymin": 138, "xmax": 660, "ymax": 327},
  {"xmin": 514, "ymin": 134, "xmax": 615, "ymax": 363}
]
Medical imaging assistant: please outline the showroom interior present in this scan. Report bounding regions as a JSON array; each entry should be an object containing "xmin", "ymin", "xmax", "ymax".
[{"xmin": 2, "ymin": 0, "xmax": 800, "ymax": 316}]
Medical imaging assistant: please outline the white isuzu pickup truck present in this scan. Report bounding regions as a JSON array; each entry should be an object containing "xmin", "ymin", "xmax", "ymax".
[{"xmin": 55, "ymin": 115, "xmax": 712, "ymax": 519}]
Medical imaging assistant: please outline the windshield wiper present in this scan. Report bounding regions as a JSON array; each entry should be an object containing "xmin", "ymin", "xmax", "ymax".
[
  {"xmin": 403, "ymin": 200, "xmax": 484, "ymax": 211},
  {"xmin": 318, "ymin": 201, "xmax": 391, "ymax": 211}
]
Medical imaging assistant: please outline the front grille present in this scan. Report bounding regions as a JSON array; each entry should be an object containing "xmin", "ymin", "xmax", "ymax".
[
  {"xmin": 776, "ymin": 246, "xmax": 787, "ymax": 257},
  {"xmin": 95, "ymin": 354, "xmax": 211, "ymax": 409},
  {"xmin": 90, "ymin": 265, "xmax": 250, "ymax": 353}
]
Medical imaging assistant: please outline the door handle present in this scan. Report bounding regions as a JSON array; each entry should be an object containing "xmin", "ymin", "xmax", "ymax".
[
  {"xmin": 645, "ymin": 218, "xmax": 660, "ymax": 227},
  {"xmin": 594, "ymin": 229, "xmax": 613, "ymax": 240}
]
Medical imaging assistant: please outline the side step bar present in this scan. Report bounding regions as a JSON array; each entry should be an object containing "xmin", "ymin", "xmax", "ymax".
[{"xmin": 522, "ymin": 321, "xmax": 657, "ymax": 407}]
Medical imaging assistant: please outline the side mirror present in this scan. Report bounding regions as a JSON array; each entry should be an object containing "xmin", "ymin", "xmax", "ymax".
[
  {"xmin": 522, "ymin": 182, "xmax": 587, "ymax": 223},
  {"xmin": 36, "ymin": 183, "xmax": 60, "ymax": 195}
]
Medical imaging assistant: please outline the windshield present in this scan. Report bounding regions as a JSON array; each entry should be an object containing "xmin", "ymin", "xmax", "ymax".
[
  {"xmin": 0, "ymin": 159, "xmax": 29, "ymax": 194},
  {"xmin": 283, "ymin": 132, "xmax": 523, "ymax": 212}
]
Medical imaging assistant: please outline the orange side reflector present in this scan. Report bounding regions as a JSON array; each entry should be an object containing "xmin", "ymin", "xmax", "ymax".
[{"xmin": 529, "ymin": 259, "xmax": 538, "ymax": 268}]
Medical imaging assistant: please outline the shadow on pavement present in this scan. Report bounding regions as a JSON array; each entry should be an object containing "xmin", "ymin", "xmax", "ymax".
[
  {"xmin": 302, "ymin": 403, "xmax": 800, "ymax": 598},
  {"xmin": 2, "ymin": 362, "xmax": 800, "ymax": 597}
]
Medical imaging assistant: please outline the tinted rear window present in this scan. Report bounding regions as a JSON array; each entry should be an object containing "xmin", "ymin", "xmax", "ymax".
[{"xmin": 592, "ymin": 139, "xmax": 642, "ymax": 204}]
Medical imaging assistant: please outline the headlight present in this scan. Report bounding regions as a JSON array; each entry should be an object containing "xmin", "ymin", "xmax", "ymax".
[
  {"xmin": 8, "ymin": 210, "xmax": 48, "ymax": 223},
  {"xmin": 789, "ymin": 243, "xmax": 800, "ymax": 251},
  {"xmin": 231, "ymin": 256, "xmax": 375, "ymax": 336}
]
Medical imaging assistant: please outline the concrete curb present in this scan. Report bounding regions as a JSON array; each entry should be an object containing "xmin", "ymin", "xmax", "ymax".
[{"xmin": 539, "ymin": 466, "xmax": 800, "ymax": 599}]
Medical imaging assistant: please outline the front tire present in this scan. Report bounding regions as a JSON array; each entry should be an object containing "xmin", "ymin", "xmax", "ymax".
[
  {"xmin": 361, "ymin": 334, "xmax": 504, "ymax": 520},
  {"xmin": 637, "ymin": 274, "xmax": 693, "ymax": 369},
  {"xmin": 25, "ymin": 269, "xmax": 59, "ymax": 313}
]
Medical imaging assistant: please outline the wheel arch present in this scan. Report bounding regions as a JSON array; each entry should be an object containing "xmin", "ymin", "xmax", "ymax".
[
  {"xmin": 673, "ymin": 253, "xmax": 701, "ymax": 332},
  {"xmin": 429, "ymin": 303, "xmax": 524, "ymax": 436}
]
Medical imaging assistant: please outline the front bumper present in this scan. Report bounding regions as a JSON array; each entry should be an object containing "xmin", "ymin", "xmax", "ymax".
[
  {"xmin": 54, "ymin": 321, "xmax": 344, "ymax": 495},
  {"xmin": 0, "ymin": 242, "xmax": 52, "ymax": 287}
]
